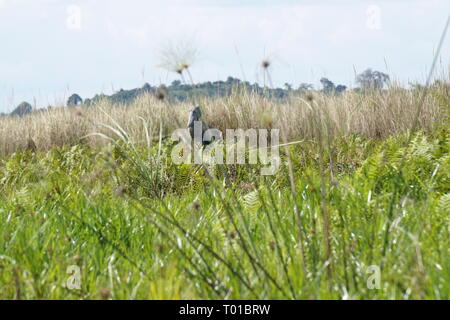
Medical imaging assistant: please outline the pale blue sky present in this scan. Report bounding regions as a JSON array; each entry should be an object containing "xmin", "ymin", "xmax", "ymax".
[{"xmin": 0, "ymin": 0, "xmax": 449, "ymax": 112}]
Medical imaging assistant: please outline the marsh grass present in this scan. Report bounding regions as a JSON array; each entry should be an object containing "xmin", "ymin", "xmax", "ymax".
[
  {"xmin": 0, "ymin": 79, "xmax": 447, "ymax": 158},
  {"xmin": 0, "ymin": 121, "xmax": 448, "ymax": 299},
  {"xmin": 0, "ymin": 65, "xmax": 449, "ymax": 299}
]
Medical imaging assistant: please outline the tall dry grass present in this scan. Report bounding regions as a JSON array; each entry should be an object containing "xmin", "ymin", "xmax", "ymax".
[{"xmin": 0, "ymin": 81, "xmax": 447, "ymax": 158}]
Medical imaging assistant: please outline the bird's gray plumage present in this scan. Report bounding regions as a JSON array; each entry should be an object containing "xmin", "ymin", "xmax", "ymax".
[{"xmin": 187, "ymin": 105, "xmax": 220, "ymax": 146}]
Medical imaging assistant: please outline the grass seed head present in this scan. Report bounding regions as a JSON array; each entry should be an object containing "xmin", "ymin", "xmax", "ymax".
[
  {"xmin": 227, "ymin": 230, "xmax": 236, "ymax": 239},
  {"xmin": 261, "ymin": 60, "xmax": 270, "ymax": 69},
  {"xmin": 114, "ymin": 185, "xmax": 127, "ymax": 197},
  {"xmin": 269, "ymin": 241, "xmax": 276, "ymax": 251},
  {"xmin": 99, "ymin": 288, "xmax": 111, "ymax": 300},
  {"xmin": 191, "ymin": 201, "xmax": 201, "ymax": 211},
  {"xmin": 155, "ymin": 90, "xmax": 166, "ymax": 101}
]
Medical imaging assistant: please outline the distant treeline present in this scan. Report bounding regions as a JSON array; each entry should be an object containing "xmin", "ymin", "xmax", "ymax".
[
  {"xmin": 82, "ymin": 75, "xmax": 353, "ymax": 106},
  {"xmin": 4, "ymin": 69, "xmax": 391, "ymax": 116},
  {"xmin": 85, "ymin": 77, "xmax": 297, "ymax": 106}
]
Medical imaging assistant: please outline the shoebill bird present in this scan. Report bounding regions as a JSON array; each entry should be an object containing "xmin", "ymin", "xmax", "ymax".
[{"xmin": 187, "ymin": 105, "xmax": 219, "ymax": 146}]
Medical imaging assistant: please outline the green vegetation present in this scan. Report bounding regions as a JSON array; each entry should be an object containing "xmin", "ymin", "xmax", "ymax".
[
  {"xmin": 0, "ymin": 121, "xmax": 448, "ymax": 299},
  {"xmin": 0, "ymin": 71, "xmax": 448, "ymax": 299}
]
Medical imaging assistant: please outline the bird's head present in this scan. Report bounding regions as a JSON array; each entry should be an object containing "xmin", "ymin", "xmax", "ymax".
[{"xmin": 188, "ymin": 105, "xmax": 202, "ymax": 128}]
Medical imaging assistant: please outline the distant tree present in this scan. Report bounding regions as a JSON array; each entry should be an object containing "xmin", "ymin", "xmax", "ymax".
[
  {"xmin": 320, "ymin": 78, "xmax": 336, "ymax": 93},
  {"xmin": 335, "ymin": 85, "xmax": 347, "ymax": 93},
  {"xmin": 142, "ymin": 83, "xmax": 152, "ymax": 92},
  {"xmin": 67, "ymin": 93, "xmax": 83, "ymax": 106},
  {"xmin": 284, "ymin": 83, "xmax": 293, "ymax": 91},
  {"xmin": 320, "ymin": 78, "xmax": 347, "ymax": 94},
  {"xmin": 272, "ymin": 88, "xmax": 288, "ymax": 99},
  {"xmin": 83, "ymin": 77, "xmax": 307, "ymax": 105},
  {"xmin": 11, "ymin": 101, "xmax": 33, "ymax": 117},
  {"xmin": 298, "ymin": 83, "xmax": 313, "ymax": 91},
  {"xmin": 356, "ymin": 69, "xmax": 389, "ymax": 90},
  {"xmin": 227, "ymin": 76, "xmax": 240, "ymax": 84}
]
